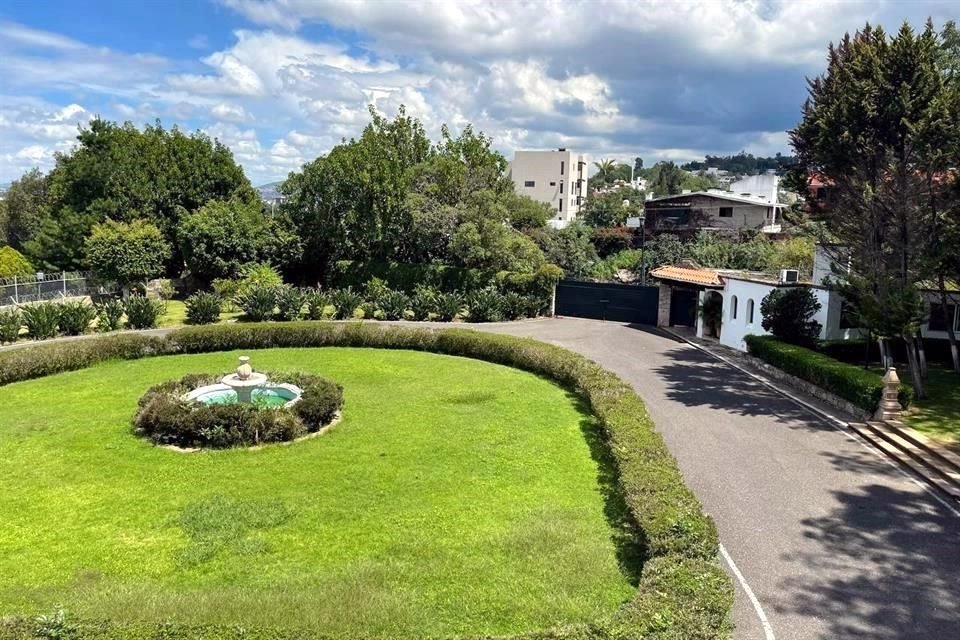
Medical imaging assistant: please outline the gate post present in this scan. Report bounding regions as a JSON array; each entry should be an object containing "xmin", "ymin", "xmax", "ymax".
[
  {"xmin": 551, "ymin": 282, "xmax": 557, "ymax": 317},
  {"xmin": 657, "ymin": 283, "xmax": 671, "ymax": 327}
]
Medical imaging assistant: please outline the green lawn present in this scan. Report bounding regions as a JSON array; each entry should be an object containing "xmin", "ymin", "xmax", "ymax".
[
  {"xmin": 0, "ymin": 348, "xmax": 636, "ymax": 636},
  {"xmin": 903, "ymin": 367, "xmax": 960, "ymax": 445},
  {"xmin": 158, "ymin": 300, "xmax": 242, "ymax": 328}
]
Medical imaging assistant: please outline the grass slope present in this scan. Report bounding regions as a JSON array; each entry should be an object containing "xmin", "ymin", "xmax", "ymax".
[
  {"xmin": 903, "ymin": 367, "xmax": 960, "ymax": 445},
  {"xmin": 0, "ymin": 348, "xmax": 635, "ymax": 637}
]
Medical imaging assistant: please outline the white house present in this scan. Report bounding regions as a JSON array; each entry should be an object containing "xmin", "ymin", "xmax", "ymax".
[{"xmin": 510, "ymin": 149, "xmax": 588, "ymax": 227}]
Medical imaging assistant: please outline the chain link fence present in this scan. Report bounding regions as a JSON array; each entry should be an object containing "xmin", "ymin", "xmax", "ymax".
[{"xmin": 0, "ymin": 272, "xmax": 112, "ymax": 307}]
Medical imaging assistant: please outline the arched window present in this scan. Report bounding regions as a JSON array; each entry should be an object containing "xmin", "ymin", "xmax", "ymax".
[
  {"xmin": 731, "ymin": 296, "xmax": 738, "ymax": 320},
  {"xmin": 747, "ymin": 299, "xmax": 755, "ymax": 324}
]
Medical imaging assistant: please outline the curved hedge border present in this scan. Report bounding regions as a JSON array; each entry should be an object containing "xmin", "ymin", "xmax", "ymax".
[
  {"xmin": 745, "ymin": 334, "xmax": 913, "ymax": 412},
  {"xmin": 134, "ymin": 372, "xmax": 343, "ymax": 449},
  {"xmin": 0, "ymin": 322, "xmax": 732, "ymax": 640}
]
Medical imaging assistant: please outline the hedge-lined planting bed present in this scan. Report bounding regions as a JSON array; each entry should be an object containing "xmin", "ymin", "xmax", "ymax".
[
  {"xmin": 0, "ymin": 323, "xmax": 732, "ymax": 640},
  {"xmin": 745, "ymin": 335, "xmax": 913, "ymax": 412}
]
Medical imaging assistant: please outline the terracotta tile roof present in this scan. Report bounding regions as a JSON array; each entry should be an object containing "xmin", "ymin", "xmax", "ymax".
[{"xmin": 649, "ymin": 265, "xmax": 723, "ymax": 287}]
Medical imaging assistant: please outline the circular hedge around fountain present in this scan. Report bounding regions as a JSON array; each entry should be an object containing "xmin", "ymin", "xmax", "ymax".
[{"xmin": 134, "ymin": 372, "xmax": 343, "ymax": 449}]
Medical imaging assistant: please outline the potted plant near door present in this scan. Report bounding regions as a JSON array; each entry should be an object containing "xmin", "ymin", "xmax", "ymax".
[{"xmin": 699, "ymin": 294, "xmax": 723, "ymax": 338}]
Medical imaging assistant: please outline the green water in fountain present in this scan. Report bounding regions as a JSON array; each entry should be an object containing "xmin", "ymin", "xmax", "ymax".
[{"xmin": 198, "ymin": 388, "xmax": 292, "ymax": 407}]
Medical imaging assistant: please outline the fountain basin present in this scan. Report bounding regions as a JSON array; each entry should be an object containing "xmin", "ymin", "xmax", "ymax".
[{"xmin": 185, "ymin": 382, "xmax": 303, "ymax": 408}]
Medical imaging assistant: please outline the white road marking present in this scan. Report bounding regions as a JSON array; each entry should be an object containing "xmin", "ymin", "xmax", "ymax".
[
  {"xmin": 720, "ymin": 543, "xmax": 777, "ymax": 640},
  {"xmin": 673, "ymin": 333, "xmax": 960, "ymax": 520}
]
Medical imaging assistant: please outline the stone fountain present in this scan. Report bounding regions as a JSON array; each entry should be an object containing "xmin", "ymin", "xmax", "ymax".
[{"xmin": 185, "ymin": 356, "xmax": 302, "ymax": 407}]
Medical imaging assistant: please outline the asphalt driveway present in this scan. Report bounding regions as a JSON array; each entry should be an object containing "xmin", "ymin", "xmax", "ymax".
[{"xmin": 484, "ymin": 317, "xmax": 960, "ymax": 640}]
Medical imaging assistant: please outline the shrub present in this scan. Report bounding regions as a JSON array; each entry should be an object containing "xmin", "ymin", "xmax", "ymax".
[
  {"xmin": 236, "ymin": 263, "xmax": 283, "ymax": 295},
  {"xmin": 760, "ymin": 287, "xmax": 822, "ymax": 347},
  {"xmin": 501, "ymin": 291, "xmax": 528, "ymax": 320},
  {"xmin": 434, "ymin": 292, "xmax": 463, "ymax": 321},
  {"xmin": 0, "ymin": 333, "xmax": 170, "ymax": 386},
  {"xmin": 466, "ymin": 287, "xmax": 504, "ymax": 322},
  {"xmin": 410, "ymin": 285, "xmax": 438, "ymax": 320},
  {"xmin": 133, "ymin": 372, "xmax": 342, "ymax": 448},
  {"xmin": 363, "ymin": 277, "xmax": 391, "ymax": 306},
  {"xmin": 591, "ymin": 227, "xmax": 634, "ymax": 257},
  {"xmin": 376, "ymin": 289, "xmax": 409, "ymax": 321},
  {"xmin": 1, "ymin": 324, "xmax": 732, "ymax": 638},
  {"xmin": 235, "ymin": 283, "xmax": 278, "ymax": 322},
  {"xmin": 185, "ymin": 292, "xmax": 222, "ymax": 325},
  {"xmin": 275, "ymin": 285, "xmax": 306, "ymax": 321},
  {"xmin": 211, "ymin": 278, "xmax": 240, "ymax": 311},
  {"xmin": 95, "ymin": 299, "xmax": 125, "ymax": 332},
  {"xmin": 745, "ymin": 335, "xmax": 913, "ymax": 411},
  {"xmin": 0, "ymin": 308, "xmax": 21, "ymax": 343},
  {"xmin": 0, "ymin": 246, "xmax": 34, "ymax": 278},
  {"xmin": 304, "ymin": 289, "xmax": 331, "ymax": 320},
  {"xmin": 21, "ymin": 302, "xmax": 60, "ymax": 339},
  {"xmin": 57, "ymin": 300, "xmax": 97, "ymax": 336},
  {"xmin": 330, "ymin": 288, "xmax": 363, "ymax": 320},
  {"xmin": 124, "ymin": 295, "xmax": 163, "ymax": 329}
]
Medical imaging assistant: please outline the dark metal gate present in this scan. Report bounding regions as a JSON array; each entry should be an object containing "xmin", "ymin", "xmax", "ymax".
[
  {"xmin": 555, "ymin": 280, "xmax": 659, "ymax": 324},
  {"xmin": 669, "ymin": 288, "xmax": 698, "ymax": 327}
]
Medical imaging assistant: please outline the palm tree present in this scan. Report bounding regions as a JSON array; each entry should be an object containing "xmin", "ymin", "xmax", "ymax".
[{"xmin": 593, "ymin": 158, "xmax": 616, "ymax": 184}]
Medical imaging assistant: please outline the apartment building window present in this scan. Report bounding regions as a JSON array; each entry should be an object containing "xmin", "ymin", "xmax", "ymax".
[
  {"xmin": 549, "ymin": 181, "xmax": 556, "ymax": 186},
  {"xmin": 719, "ymin": 206, "xmax": 733, "ymax": 218},
  {"xmin": 560, "ymin": 182, "xmax": 564, "ymax": 194},
  {"xmin": 524, "ymin": 180, "xmax": 535, "ymax": 187},
  {"xmin": 560, "ymin": 161, "xmax": 565, "ymax": 175},
  {"xmin": 559, "ymin": 199, "xmax": 563, "ymax": 213}
]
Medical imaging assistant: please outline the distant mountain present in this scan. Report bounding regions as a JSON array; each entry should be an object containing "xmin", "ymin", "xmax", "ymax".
[{"xmin": 256, "ymin": 181, "xmax": 283, "ymax": 203}]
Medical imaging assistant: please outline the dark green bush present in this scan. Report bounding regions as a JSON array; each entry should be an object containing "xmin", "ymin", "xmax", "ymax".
[
  {"xmin": 330, "ymin": 288, "xmax": 363, "ymax": 320},
  {"xmin": 275, "ymin": 285, "xmax": 306, "ymax": 321},
  {"xmin": 56, "ymin": 301, "xmax": 97, "ymax": 336},
  {"xmin": 1, "ymin": 324, "xmax": 731, "ymax": 639},
  {"xmin": 185, "ymin": 292, "xmax": 223, "ymax": 325},
  {"xmin": 21, "ymin": 302, "xmax": 60, "ymax": 339},
  {"xmin": 235, "ymin": 283, "xmax": 277, "ymax": 322},
  {"xmin": 501, "ymin": 291, "xmax": 529, "ymax": 320},
  {"xmin": 334, "ymin": 260, "xmax": 492, "ymax": 293},
  {"xmin": 0, "ymin": 309, "xmax": 21, "ymax": 344},
  {"xmin": 124, "ymin": 295, "xmax": 163, "ymax": 329},
  {"xmin": 466, "ymin": 287, "xmax": 504, "ymax": 322},
  {"xmin": 760, "ymin": 288, "xmax": 822, "ymax": 347},
  {"xmin": 745, "ymin": 335, "xmax": 913, "ymax": 411},
  {"xmin": 434, "ymin": 292, "xmax": 463, "ymax": 321},
  {"xmin": 304, "ymin": 288, "xmax": 330, "ymax": 320},
  {"xmin": 133, "ymin": 371, "xmax": 342, "ymax": 448},
  {"xmin": 410, "ymin": 285, "xmax": 438, "ymax": 320},
  {"xmin": 378, "ymin": 289, "xmax": 410, "ymax": 320},
  {"xmin": 95, "ymin": 299, "xmax": 125, "ymax": 332}
]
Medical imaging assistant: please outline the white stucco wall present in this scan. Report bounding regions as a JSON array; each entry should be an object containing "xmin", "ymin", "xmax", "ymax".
[{"xmin": 718, "ymin": 278, "xmax": 854, "ymax": 352}]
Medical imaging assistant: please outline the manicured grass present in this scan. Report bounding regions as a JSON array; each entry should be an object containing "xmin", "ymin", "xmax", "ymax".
[
  {"xmin": 158, "ymin": 300, "xmax": 241, "ymax": 328},
  {"xmin": 0, "ymin": 348, "xmax": 636, "ymax": 636},
  {"xmin": 903, "ymin": 367, "xmax": 960, "ymax": 444}
]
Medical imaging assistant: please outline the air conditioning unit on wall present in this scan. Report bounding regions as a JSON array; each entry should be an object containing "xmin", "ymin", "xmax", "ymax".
[{"xmin": 780, "ymin": 269, "xmax": 800, "ymax": 284}]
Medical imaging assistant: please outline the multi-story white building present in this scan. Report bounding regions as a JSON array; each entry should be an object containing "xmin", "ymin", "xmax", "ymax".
[{"xmin": 510, "ymin": 149, "xmax": 588, "ymax": 227}]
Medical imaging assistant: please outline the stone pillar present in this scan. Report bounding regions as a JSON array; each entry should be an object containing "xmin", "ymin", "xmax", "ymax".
[
  {"xmin": 874, "ymin": 367, "xmax": 904, "ymax": 421},
  {"xmin": 657, "ymin": 282, "xmax": 672, "ymax": 327}
]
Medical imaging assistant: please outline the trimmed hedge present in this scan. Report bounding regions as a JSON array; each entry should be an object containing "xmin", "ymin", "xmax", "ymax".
[
  {"xmin": 745, "ymin": 335, "xmax": 913, "ymax": 412},
  {"xmin": 0, "ymin": 323, "xmax": 732, "ymax": 639}
]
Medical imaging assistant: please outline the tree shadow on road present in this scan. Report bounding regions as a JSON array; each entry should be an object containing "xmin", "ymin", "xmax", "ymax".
[
  {"xmin": 776, "ymin": 481, "xmax": 960, "ymax": 639},
  {"xmin": 651, "ymin": 345, "xmax": 827, "ymax": 426}
]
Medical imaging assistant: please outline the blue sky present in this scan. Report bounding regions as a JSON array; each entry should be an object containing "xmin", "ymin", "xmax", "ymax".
[{"xmin": 0, "ymin": 0, "xmax": 955, "ymax": 185}]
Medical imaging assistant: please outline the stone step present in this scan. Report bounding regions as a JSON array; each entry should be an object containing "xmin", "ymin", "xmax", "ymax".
[
  {"xmin": 864, "ymin": 421, "xmax": 960, "ymax": 490},
  {"xmin": 850, "ymin": 423, "xmax": 960, "ymax": 504},
  {"xmin": 882, "ymin": 420, "xmax": 960, "ymax": 477}
]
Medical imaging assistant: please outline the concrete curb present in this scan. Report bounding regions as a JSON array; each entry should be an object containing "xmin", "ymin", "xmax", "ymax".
[{"xmin": 661, "ymin": 327, "xmax": 960, "ymax": 518}]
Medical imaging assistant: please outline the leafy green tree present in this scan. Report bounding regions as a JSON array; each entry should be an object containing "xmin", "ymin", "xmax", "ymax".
[
  {"xmin": 790, "ymin": 21, "xmax": 957, "ymax": 395},
  {"xmin": 85, "ymin": 220, "xmax": 170, "ymax": 292},
  {"xmin": 449, "ymin": 191, "xmax": 546, "ymax": 272},
  {"xmin": 634, "ymin": 157, "xmax": 643, "ymax": 173},
  {"xmin": 529, "ymin": 222, "xmax": 598, "ymax": 278},
  {"xmin": 2, "ymin": 168, "xmax": 49, "ymax": 251},
  {"xmin": 760, "ymin": 288, "xmax": 823, "ymax": 347},
  {"xmin": 593, "ymin": 159, "xmax": 617, "ymax": 184},
  {"xmin": 35, "ymin": 119, "xmax": 255, "ymax": 270},
  {"xmin": 582, "ymin": 186, "xmax": 644, "ymax": 227},
  {"xmin": 177, "ymin": 199, "xmax": 301, "ymax": 284},
  {"xmin": 648, "ymin": 161, "xmax": 685, "ymax": 196},
  {"xmin": 0, "ymin": 246, "xmax": 34, "ymax": 277}
]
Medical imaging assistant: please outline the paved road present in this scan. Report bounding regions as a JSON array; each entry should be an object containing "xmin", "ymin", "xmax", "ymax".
[{"xmin": 485, "ymin": 318, "xmax": 960, "ymax": 640}]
